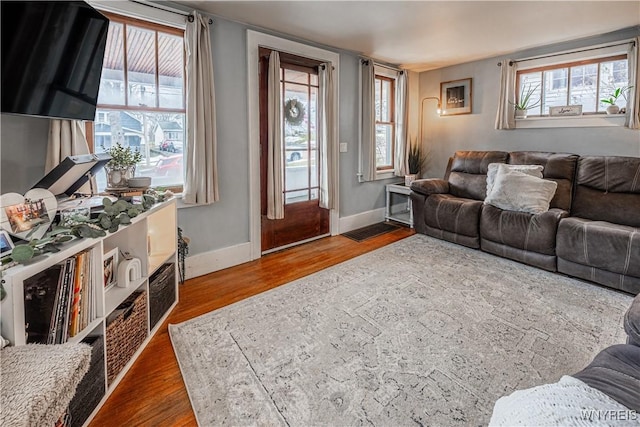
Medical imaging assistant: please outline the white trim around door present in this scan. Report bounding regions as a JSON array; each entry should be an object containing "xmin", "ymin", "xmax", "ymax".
[{"xmin": 247, "ymin": 30, "xmax": 340, "ymax": 260}]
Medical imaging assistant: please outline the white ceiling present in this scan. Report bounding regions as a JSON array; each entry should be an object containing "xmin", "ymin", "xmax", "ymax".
[{"xmin": 174, "ymin": 1, "xmax": 640, "ymax": 71}]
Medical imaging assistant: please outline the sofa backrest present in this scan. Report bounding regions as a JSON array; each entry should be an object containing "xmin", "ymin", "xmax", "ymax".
[
  {"xmin": 508, "ymin": 151, "xmax": 578, "ymax": 211},
  {"xmin": 448, "ymin": 151, "xmax": 508, "ymax": 200},
  {"xmin": 571, "ymin": 156, "xmax": 640, "ymax": 228}
]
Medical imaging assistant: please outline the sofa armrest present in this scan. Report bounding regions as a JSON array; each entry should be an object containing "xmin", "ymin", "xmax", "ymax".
[
  {"xmin": 625, "ymin": 294, "xmax": 640, "ymax": 347},
  {"xmin": 410, "ymin": 179, "xmax": 449, "ymax": 196}
]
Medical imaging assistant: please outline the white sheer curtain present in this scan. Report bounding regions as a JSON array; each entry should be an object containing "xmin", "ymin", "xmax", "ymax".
[
  {"xmin": 394, "ymin": 70, "xmax": 408, "ymax": 176},
  {"xmin": 318, "ymin": 63, "xmax": 336, "ymax": 210},
  {"xmin": 626, "ymin": 37, "xmax": 639, "ymax": 129},
  {"xmin": 183, "ymin": 11, "xmax": 219, "ymax": 205},
  {"xmin": 495, "ymin": 59, "xmax": 517, "ymax": 130},
  {"xmin": 267, "ymin": 51, "xmax": 284, "ymax": 219},
  {"xmin": 360, "ymin": 59, "xmax": 376, "ymax": 182},
  {"xmin": 46, "ymin": 119, "xmax": 94, "ymax": 193}
]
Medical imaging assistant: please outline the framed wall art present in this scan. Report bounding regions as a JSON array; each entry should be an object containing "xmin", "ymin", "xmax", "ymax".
[
  {"xmin": 103, "ymin": 248, "xmax": 119, "ymax": 289},
  {"xmin": 440, "ymin": 78, "xmax": 472, "ymax": 116}
]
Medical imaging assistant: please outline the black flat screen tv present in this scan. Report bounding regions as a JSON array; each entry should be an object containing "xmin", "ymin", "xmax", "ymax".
[{"xmin": 1, "ymin": 1, "xmax": 109, "ymax": 121}]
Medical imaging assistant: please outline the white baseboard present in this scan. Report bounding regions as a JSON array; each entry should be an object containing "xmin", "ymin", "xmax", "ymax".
[
  {"xmin": 338, "ymin": 207, "xmax": 386, "ymax": 234},
  {"xmin": 185, "ymin": 242, "xmax": 252, "ymax": 280}
]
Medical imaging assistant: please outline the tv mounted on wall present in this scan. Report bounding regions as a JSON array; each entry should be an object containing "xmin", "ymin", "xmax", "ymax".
[{"xmin": 1, "ymin": 1, "xmax": 109, "ymax": 121}]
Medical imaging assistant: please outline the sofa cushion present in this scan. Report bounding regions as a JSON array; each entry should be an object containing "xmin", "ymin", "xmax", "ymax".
[
  {"xmin": 410, "ymin": 178, "xmax": 449, "ymax": 196},
  {"xmin": 481, "ymin": 204, "xmax": 567, "ymax": 256},
  {"xmin": 571, "ymin": 156, "xmax": 640, "ymax": 228},
  {"xmin": 625, "ymin": 295, "xmax": 640, "ymax": 346},
  {"xmin": 425, "ymin": 194, "xmax": 483, "ymax": 238},
  {"xmin": 572, "ymin": 344, "xmax": 640, "ymax": 413},
  {"xmin": 484, "ymin": 167, "xmax": 558, "ymax": 215},
  {"xmin": 557, "ymin": 217, "xmax": 640, "ymax": 278},
  {"xmin": 486, "ymin": 163, "xmax": 543, "ymax": 196},
  {"xmin": 509, "ymin": 151, "xmax": 578, "ymax": 211},
  {"xmin": 448, "ymin": 151, "xmax": 508, "ymax": 200}
]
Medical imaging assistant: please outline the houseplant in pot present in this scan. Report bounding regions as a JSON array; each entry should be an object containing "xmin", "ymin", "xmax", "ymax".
[
  {"xmin": 601, "ymin": 86, "xmax": 632, "ymax": 114},
  {"xmin": 513, "ymin": 83, "xmax": 541, "ymax": 119},
  {"xmin": 103, "ymin": 142, "xmax": 142, "ymax": 188},
  {"xmin": 406, "ymin": 140, "xmax": 427, "ymax": 186}
]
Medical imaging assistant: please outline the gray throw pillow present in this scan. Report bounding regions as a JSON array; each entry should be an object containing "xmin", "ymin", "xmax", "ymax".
[
  {"xmin": 486, "ymin": 163, "xmax": 544, "ymax": 198},
  {"xmin": 484, "ymin": 166, "xmax": 558, "ymax": 214}
]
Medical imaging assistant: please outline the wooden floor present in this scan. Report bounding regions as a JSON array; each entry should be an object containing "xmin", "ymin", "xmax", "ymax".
[{"xmin": 89, "ymin": 225, "xmax": 414, "ymax": 426}]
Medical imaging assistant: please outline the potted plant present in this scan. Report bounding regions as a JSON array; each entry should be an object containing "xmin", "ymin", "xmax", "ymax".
[
  {"xmin": 512, "ymin": 83, "xmax": 541, "ymax": 119},
  {"xmin": 601, "ymin": 86, "xmax": 633, "ymax": 115},
  {"xmin": 103, "ymin": 142, "xmax": 142, "ymax": 188},
  {"xmin": 405, "ymin": 140, "xmax": 426, "ymax": 186}
]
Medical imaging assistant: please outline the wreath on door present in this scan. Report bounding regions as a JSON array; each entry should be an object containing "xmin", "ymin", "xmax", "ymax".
[{"xmin": 284, "ymin": 99, "xmax": 305, "ymax": 126}]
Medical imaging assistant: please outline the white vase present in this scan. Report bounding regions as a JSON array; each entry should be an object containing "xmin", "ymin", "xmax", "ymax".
[
  {"xmin": 606, "ymin": 105, "xmax": 620, "ymax": 115},
  {"xmin": 515, "ymin": 109, "xmax": 527, "ymax": 119},
  {"xmin": 405, "ymin": 174, "xmax": 417, "ymax": 186},
  {"xmin": 105, "ymin": 165, "xmax": 135, "ymax": 188}
]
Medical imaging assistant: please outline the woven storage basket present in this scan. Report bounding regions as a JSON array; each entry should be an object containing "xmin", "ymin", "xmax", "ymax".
[
  {"xmin": 105, "ymin": 290, "xmax": 148, "ymax": 385},
  {"xmin": 149, "ymin": 263, "xmax": 176, "ymax": 330}
]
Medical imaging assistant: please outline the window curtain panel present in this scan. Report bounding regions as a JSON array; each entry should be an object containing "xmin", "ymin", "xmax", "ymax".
[
  {"xmin": 318, "ymin": 63, "xmax": 336, "ymax": 210},
  {"xmin": 267, "ymin": 51, "xmax": 284, "ymax": 219},
  {"xmin": 360, "ymin": 59, "xmax": 377, "ymax": 182},
  {"xmin": 626, "ymin": 37, "xmax": 640, "ymax": 129},
  {"xmin": 46, "ymin": 119, "xmax": 95, "ymax": 193},
  {"xmin": 394, "ymin": 70, "xmax": 408, "ymax": 176},
  {"xmin": 495, "ymin": 59, "xmax": 517, "ymax": 130},
  {"xmin": 183, "ymin": 11, "xmax": 219, "ymax": 205}
]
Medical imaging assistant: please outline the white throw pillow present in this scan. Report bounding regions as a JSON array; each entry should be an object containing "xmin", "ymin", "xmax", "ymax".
[
  {"xmin": 484, "ymin": 166, "xmax": 558, "ymax": 214},
  {"xmin": 486, "ymin": 163, "xmax": 544, "ymax": 197}
]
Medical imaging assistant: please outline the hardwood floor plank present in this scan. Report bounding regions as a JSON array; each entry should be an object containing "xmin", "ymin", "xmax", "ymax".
[{"xmin": 89, "ymin": 226, "xmax": 414, "ymax": 426}]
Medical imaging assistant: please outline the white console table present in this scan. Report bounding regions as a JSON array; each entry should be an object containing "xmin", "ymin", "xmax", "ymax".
[{"xmin": 385, "ymin": 183, "xmax": 413, "ymax": 228}]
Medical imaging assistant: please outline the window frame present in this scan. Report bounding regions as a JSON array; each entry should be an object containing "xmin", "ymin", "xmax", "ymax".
[
  {"xmin": 516, "ymin": 54, "xmax": 628, "ymax": 117},
  {"xmin": 85, "ymin": 11, "xmax": 187, "ymax": 193},
  {"xmin": 374, "ymin": 74, "xmax": 396, "ymax": 172}
]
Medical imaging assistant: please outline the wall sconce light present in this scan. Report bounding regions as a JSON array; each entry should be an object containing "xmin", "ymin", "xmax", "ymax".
[{"xmin": 419, "ymin": 96, "xmax": 441, "ymax": 144}]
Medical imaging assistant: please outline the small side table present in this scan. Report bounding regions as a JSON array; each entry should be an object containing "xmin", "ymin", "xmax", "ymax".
[{"xmin": 385, "ymin": 183, "xmax": 413, "ymax": 228}]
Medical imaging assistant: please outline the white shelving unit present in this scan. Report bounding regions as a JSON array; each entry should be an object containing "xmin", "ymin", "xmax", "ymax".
[{"xmin": 0, "ymin": 198, "xmax": 179, "ymax": 426}]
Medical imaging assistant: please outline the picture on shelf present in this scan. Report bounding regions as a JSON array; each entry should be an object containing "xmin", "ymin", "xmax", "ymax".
[
  {"xmin": 4, "ymin": 199, "xmax": 50, "ymax": 234},
  {"xmin": 103, "ymin": 248, "xmax": 119, "ymax": 289}
]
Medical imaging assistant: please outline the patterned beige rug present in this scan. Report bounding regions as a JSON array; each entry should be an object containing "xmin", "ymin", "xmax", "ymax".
[{"xmin": 169, "ymin": 234, "xmax": 632, "ymax": 426}]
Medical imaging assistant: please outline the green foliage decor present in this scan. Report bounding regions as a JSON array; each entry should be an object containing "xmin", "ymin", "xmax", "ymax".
[
  {"xmin": 1, "ymin": 194, "xmax": 161, "ymax": 266},
  {"xmin": 600, "ymin": 86, "xmax": 633, "ymax": 105},
  {"xmin": 513, "ymin": 83, "xmax": 541, "ymax": 111},
  {"xmin": 103, "ymin": 142, "xmax": 142, "ymax": 168}
]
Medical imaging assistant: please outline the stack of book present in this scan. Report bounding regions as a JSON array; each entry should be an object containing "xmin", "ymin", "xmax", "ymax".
[{"xmin": 23, "ymin": 249, "xmax": 97, "ymax": 344}]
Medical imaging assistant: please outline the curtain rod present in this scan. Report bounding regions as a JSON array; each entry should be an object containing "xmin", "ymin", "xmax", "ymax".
[
  {"xmin": 130, "ymin": 0, "xmax": 213, "ymax": 24},
  {"xmin": 497, "ymin": 40, "xmax": 635, "ymax": 66},
  {"xmin": 360, "ymin": 59, "xmax": 404, "ymax": 74}
]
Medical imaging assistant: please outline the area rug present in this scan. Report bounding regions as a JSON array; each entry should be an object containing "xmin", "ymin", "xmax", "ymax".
[
  {"xmin": 341, "ymin": 221, "xmax": 400, "ymax": 242},
  {"xmin": 168, "ymin": 234, "xmax": 632, "ymax": 426}
]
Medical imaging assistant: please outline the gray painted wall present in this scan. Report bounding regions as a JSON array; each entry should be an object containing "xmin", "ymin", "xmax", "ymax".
[
  {"xmin": 419, "ymin": 27, "xmax": 640, "ymax": 180},
  {"xmin": 0, "ymin": 14, "xmax": 396, "ymax": 256}
]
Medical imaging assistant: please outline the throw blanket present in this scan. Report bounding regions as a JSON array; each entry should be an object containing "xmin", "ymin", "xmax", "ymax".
[
  {"xmin": 1, "ymin": 344, "xmax": 91, "ymax": 426},
  {"xmin": 489, "ymin": 376, "xmax": 637, "ymax": 426}
]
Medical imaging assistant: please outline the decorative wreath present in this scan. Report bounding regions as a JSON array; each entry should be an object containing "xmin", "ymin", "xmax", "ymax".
[{"xmin": 284, "ymin": 99, "xmax": 305, "ymax": 126}]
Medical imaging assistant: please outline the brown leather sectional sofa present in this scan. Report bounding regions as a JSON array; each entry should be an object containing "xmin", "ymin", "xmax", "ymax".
[{"xmin": 410, "ymin": 151, "xmax": 640, "ymax": 295}]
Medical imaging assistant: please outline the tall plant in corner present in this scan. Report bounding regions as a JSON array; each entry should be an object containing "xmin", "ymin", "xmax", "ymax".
[{"xmin": 406, "ymin": 140, "xmax": 426, "ymax": 186}]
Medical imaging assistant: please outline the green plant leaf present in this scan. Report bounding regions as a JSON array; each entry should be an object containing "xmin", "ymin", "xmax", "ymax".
[
  {"xmin": 11, "ymin": 245, "xmax": 35, "ymax": 263},
  {"xmin": 103, "ymin": 197, "xmax": 113, "ymax": 207}
]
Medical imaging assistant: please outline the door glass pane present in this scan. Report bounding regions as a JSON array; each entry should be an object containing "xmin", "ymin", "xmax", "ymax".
[
  {"xmin": 158, "ymin": 33, "xmax": 184, "ymax": 109},
  {"xmin": 310, "ymin": 150, "xmax": 318, "ymax": 188},
  {"xmin": 98, "ymin": 22, "xmax": 125, "ymax": 105},
  {"xmin": 543, "ymin": 68, "xmax": 568, "ymax": 114},
  {"xmin": 127, "ymin": 26, "xmax": 157, "ymax": 108},
  {"xmin": 284, "ymin": 69, "xmax": 308, "ymax": 84},
  {"xmin": 94, "ymin": 109, "xmax": 185, "ymax": 191},
  {"xmin": 285, "ymin": 190, "xmax": 309, "ymax": 204},
  {"xmin": 569, "ymin": 64, "xmax": 598, "ymax": 112}
]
